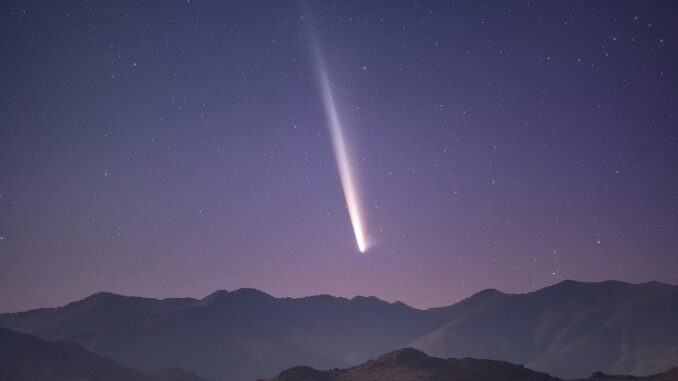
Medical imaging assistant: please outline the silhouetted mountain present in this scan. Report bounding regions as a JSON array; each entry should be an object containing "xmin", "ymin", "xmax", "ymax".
[
  {"xmin": 581, "ymin": 368, "xmax": 678, "ymax": 381},
  {"xmin": 0, "ymin": 292, "xmax": 197, "ymax": 340},
  {"xmin": 266, "ymin": 348, "xmax": 678, "ymax": 381},
  {"xmin": 0, "ymin": 288, "xmax": 439, "ymax": 380},
  {"xmin": 0, "ymin": 280, "xmax": 676, "ymax": 381},
  {"xmin": 411, "ymin": 280, "xmax": 678, "ymax": 379},
  {"xmin": 265, "ymin": 347, "xmax": 560, "ymax": 381},
  {"xmin": 198, "ymin": 289, "xmax": 445, "ymax": 364},
  {"xmin": 0, "ymin": 326, "xmax": 208, "ymax": 381}
]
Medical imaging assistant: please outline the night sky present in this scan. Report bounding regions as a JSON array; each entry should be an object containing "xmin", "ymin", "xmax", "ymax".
[{"xmin": 1, "ymin": 1, "xmax": 677, "ymax": 313}]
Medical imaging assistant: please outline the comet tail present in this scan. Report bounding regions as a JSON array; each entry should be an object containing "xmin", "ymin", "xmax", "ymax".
[{"xmin": 312, "ymin": 48, "xmax": 369, "ymax": 253}]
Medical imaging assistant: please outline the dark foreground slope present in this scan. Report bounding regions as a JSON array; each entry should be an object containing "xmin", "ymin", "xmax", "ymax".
[
  {"xmin": 0, "ymin": 326, "xmax": 207, "ymax": 381},
  {"xmin": 584, "ymin": 368, "xmax": 678, "ymax": 381},
  {"xmin": 266, "ymin": 347, "xmax": 560, "ymax": 381},
  {"xmin": 266, "ymin": 348, "xmax": 678, "ymax": 381}
]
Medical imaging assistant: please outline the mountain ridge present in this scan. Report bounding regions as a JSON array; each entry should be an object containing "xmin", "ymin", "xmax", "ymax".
[
  {"xmin": 0, "ymin": 279, "xmax": 676, "ymax": 381},
  {"xmin": 265, "ymin": 347, "xmax": 678, "ymax": 381},
  {"xmin": 3, "ymin": 279, "xmax": 672, "ymax": 315},
  {"xmin": 265, "ymin": 347, "xmax": 560, "ymax": 381}
]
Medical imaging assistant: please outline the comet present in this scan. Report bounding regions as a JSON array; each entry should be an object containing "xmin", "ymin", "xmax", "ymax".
[{"xmin": 311, "ymin": 41, "xmax": 370, "ymax": 253}]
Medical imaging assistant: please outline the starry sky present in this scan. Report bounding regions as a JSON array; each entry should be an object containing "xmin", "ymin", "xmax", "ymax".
[{"xmin": 1, "ymin": 1, "xmax": 677, "ymax": 313}]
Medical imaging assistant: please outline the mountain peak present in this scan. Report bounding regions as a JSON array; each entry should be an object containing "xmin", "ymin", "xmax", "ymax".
[
  {"xmin": 230, "ymin": 288, "xmax": 274, "ymax": 298},
  {"xmin": 202, "ymin": 289, "xmax": 228, "ymax": 300},
  {"xmin": 68, "ymin": 291, "xmax": 129, "ymax": 309},
  {"xmin": 473, "ymin": 288, "xmax": 506, "ymax": 298},
  {"xmin": 200, "ymin": 288, "xmax": 274, "ymax": 306},
  {"xmin": 85, "ymin": 291, "xmax": 125, "ymax": 300},
  {"xmin": 553, "ymin": 278, "xmax": 630, "ymax": 288},
  {"xmin": 372, "ymin": 347, "xmax": 436, "ymax": 367},
  {"xmin": 350, "ymin": 295, "xmax": 384, "ymax": 303}
]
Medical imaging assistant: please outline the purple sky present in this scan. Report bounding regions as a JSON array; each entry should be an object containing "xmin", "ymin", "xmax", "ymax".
[{"xmin": 1, "ymin": 1, "xmax": 677, "ymax": 313}]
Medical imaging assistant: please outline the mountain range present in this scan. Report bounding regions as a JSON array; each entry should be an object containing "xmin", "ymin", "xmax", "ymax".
[{"xmin": 0, "ymin": 280, "xmax": 676, "ymax": 381}]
